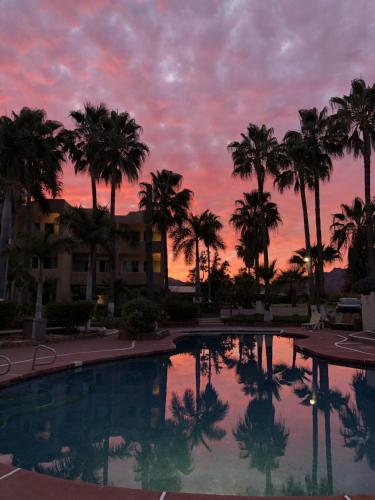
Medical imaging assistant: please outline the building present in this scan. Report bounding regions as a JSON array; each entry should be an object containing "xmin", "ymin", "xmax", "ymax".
[{"xmin": 13, "ymin": 199, "xmax": 164, "ymax": 303}]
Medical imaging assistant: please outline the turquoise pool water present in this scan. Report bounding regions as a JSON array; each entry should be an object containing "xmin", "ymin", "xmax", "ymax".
[{"xmin": 0, "ymin": 334, "xmax": 374, "ymax": 497}]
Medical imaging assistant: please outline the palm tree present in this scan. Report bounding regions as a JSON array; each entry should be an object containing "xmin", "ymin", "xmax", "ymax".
[
  {"xmin": 331, "ymin": 196, "xmax": 375, "ymax": 286},
  {"xmin": 235, "ymin": 235, "xmax": 255, "ymax": 274},
  {"xmin": 68, "ymin": 103, "xmax": 109, "ymax": 211},
  {"xmin": 171, "ymin": 211, "xmax": 210, "ymax": 302},
  {"xmin": 228, "ymin": 124, "xmax": 284, "ymax": 311},
  {"xmin": 59, "ymin": 206, "xmax": 111, "ymax": 303},
  {"xmin": 340, "ymin": 371, "xmax": 375, "ymax": 470},
  {"xmin": 289, "ymin": 244, "xmax": 340, "ymax": 293},
  {"xmin": 139, "ymin": 170, "xmax": 192, "ymax": 292},
  {"xmin": 276, "ymin": 267, "xmax": 306, "ymax": 307},
  {"xmin": 171, "ymin": 384, "xmax": 229, "ymax": 451},
  {"xmin": 99, "ymin": 110, "xmax": 149, "ymax": 317},
  {"xmin": 297, "ymin": 107, "xmax": 344, "ymax": 298},
  {"xmin": 0, "ymin": 107, "xmax": 65, "ymax": 299},
  {"xmin": 331, "ymin": 79, "xmax": 375, "ymax": 279},
  {"xmin": 230, "ymin": 190, "xmax": 281, "ymax": 297},
  {"xmin": 275, "ymin": 131, "xmax": 315, "ymax": 302},
  {"xmin": 201, "ymin": 211, "xmax": 225, "ymax": 303},
  {"xmin": 8, "ymin": 232, "xmax": 72, "ymax": 323}
]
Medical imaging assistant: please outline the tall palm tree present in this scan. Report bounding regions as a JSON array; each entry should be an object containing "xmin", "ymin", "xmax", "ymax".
[
  {"xmin": 99, "ymin": 110, "xmax": 149, "ymax": 317},
  {"xmin": 230, "ymin": 190, "xmax": 281, "ymax": 297},
  {"xmin": 297, "ymin": 107, "xmax": 345, "ymax": 297},
  {"xmin": 59, "ymin": 206, "xmax": 111, "ymax": 303},
  {"xmin": 331, "ymin": 79, "xmax": 375, "ymax": 279},
  {"xmin": 139, "ymin": 169, "xmax": 192, "ymax": 292},
  {"xmin": 331, "ymin": 197, "xmax": 375, "ymax": 286},
  {"xmin": 171, "ymin": 211, "xmax": 210, "ymax": 302},
  {"xmin": 275, "ymin": 131, "xmax": 315, "ymax": 302},
  {"xmin": 0, "ymin": 107, "xmax": 65, "ymax": 299},
  {"xmin": 228, "ymin": 124, "xmax": 284, "ymax": 311},
  {"xmin": 68, "ymin": 103, "xmax": 109, "ymax": 211},
  {"xmin": 201, "ymin": 211, "xmax": 225, "ymax": 303}
]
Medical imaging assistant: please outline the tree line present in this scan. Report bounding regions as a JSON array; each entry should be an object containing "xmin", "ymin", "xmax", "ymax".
[{"xmin": 0, "ymin": 78, "xmax": 374, "ymax": 316}]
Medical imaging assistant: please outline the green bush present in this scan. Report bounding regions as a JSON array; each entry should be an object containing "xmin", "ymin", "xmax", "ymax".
[
  {"xmin": 0, "ymin": 301, "xmax": 17, "ymax": 329},
  {"xmin": 122, "ymin": 298, "xmax": 159, "ymax": 334},
  {"xmin": 166, "ymin": 299, "xmax": 198, "ymax": 322},
  {"xmin": 46, "ymin": 301, "xmax": 94, "ymax": 333}
]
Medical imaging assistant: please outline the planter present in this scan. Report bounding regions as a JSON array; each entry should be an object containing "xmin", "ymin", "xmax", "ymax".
[
  {"xmin": 361, "ymin": 292, "xmax": 375, "ymax": 330},
  {"xmin": 263, "ymin": 310, "xmax": 273, "ymax": 323}
]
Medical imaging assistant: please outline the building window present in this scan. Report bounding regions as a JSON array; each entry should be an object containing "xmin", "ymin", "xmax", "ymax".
[
  {"xmin": 123, "ymin": 260, "xmax": 139, "ymax": 272},
  {"xmin": 153, "ymin": 253, "xmax": 161, "ymax": 273},
  {"xmin": 32, "ymin": 256, "xmax": 39, "ymax": 269},
  {"xmin": 34, "ymin": 222, "xmax": 40, "ymax": 232},
  {"xmin": 97, "ymin": 260, "xmax": 110, "ymax": 273},
  {"xmin": 44, "ymin": 223, "xmax": 55, "ymax": 235},
  {"xmin": 43, "ymin": 256, "xmax": 58, "ymax": 269},
  {"xmin": 72, "ymin": 254, "xmax": 89, "ymax": 272}
]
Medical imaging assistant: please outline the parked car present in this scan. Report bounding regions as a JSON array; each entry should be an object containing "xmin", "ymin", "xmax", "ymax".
[{"xmin": 336, "ymin": 297, "xmax": 362, "ymax": 313}]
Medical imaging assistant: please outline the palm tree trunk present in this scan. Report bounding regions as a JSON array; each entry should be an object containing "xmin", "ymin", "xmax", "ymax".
[
  {"xmin": 299, "ymin": 177, "xmax": 315, "ymax": 307},
  {"xmin": 257, "ymin": 172, "xmax": 270, "ymax": 311},
  {"xmin": 195, "ymin": 344, "xmax": 201, "ymax": 411},
  {"xmin": 161, "ymin": 228, "xmax": 169, "ymax": 292},
  {"xmin": 312, "ymin": 358, "xmax": 318, "ymax": 495},
  {"xmin": 207, "ymin": 246, "xmax": 212, "ymax": 303},
  {"xmin": 86, "ymin": 246, "xmax": 94, "ymax": 303},
  {"xmin": 195, "ymin": 237, "xmax": 200, "ymax": 302},
  {"xmin": 255, "ymin": 254, "xmax": 260, "ymax": 295},
  {"xmin": 144, "ymin": 184, "xmax": 155, "ymax": 300},
  {"xmin": 90, "ymin": 170, "xmax": 98, "ymax": 304},
  {"xmin": 0, "ymin": 188, "xmax": 12, "ymax": 299},
  {"xmin": 108, "ymin": 177, "xmax": 116, "ymax": 318},
  {"xmin": 320, "ymin": 362, "xmax": 333, "ymax": 495},
  {"xmin": 35, "ymin": 261, "xmax": 43, "ymax": 320},
  {"xmin": 363, "ymin": 134, "xmax": 375, "ymax": 279},
  {"xmin": 314, "ymin": 174, "xmax": 325, "ymax": 298},
  {"xmin": 257, "ymin": 335, "xmax": 263, "ymax": 371}
]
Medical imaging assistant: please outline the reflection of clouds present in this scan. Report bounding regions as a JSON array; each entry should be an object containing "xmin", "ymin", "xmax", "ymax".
[{"xmin": 1, "ymin": 0, "xmax": 374, "ymax": 278}]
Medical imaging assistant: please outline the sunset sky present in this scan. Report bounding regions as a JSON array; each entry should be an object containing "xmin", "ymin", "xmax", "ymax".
[{"xmin": 1, "ymin": 0, "xmax": 375, "ymax": 279}]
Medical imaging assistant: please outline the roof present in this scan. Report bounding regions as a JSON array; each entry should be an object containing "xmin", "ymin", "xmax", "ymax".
[{"xmin": 169, "ymin": 285, "xmax": 195, "ymax": 294}]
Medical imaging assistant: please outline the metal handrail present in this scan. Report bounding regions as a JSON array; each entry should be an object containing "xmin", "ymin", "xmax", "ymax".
[
  {"xmin": 0, "ymin": 355, "xmax": 11, "ymax": 376},
  {"xmin": 32, "ymin": 345, "xmax": 57, "ymax": 371}
]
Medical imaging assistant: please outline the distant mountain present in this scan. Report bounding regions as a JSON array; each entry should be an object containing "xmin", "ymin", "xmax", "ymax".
[
  {"xmin": 168, "ymin": 277, "xmax": 188, "ymax": 286},
  {"xmin": 324, "ymin": 267, "xmax": 346, "ymax": 293}
]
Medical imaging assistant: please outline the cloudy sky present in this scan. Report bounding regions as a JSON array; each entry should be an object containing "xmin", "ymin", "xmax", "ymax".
[{"xmin": 1, "ymin": 0, "xmax": 375, "ymax": 279}]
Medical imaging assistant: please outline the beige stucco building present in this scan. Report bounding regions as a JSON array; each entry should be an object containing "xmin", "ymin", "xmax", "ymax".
[{"xmin": 15, "ymin": 199, "xmax": 164, "ymax": 303}]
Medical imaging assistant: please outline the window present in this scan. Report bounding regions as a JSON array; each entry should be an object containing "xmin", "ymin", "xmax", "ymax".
[
  {"xmin": 97, "ymin": 260, "xmax": 110, "ymax": 273},
  {"xmin": 44, "ymin": 223, "xmax": 55, "ymax": 235},
  {"xmin": 43, "ymin": 256, "xmax": 58, "ymax": 269},
  {"xmin": 34, "ymin": 222, "xmax": 40, "ymax": 232},
  {"xmin": 72, "ymin": 254, "xmax": 89, "ymax": 272},
  {"xmin": 122, "ymin": 260, "xmax": 139, "ymax": 272},
  {"xmin": 32, "ymin": 256, "xmax": 39, "ymax": 269},
  {"xmin": 153, "ymin": 253, "xmax": 161, "ymax": 273}
]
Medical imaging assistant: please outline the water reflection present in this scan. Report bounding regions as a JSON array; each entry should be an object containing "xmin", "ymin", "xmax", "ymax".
[{"xmin": 0, "ymin": 334, "xmax": 374, "ymax": 496}]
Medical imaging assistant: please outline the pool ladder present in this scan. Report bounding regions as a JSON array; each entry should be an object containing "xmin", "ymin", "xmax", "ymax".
[{"xmin": 0, "ymin": 355, "xmax": 11, "ymax": 376}]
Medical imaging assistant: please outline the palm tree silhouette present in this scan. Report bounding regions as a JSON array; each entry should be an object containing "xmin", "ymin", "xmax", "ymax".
[
  {"xmin": 171, "ymin": 384, "xmax": 229, "ymax": 452},
  {"xmin": 340, "ymin": 370, "xmax": 375, "ymax": 469}
]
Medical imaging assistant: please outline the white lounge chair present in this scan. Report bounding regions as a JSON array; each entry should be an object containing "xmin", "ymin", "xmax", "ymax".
[{"xmin": 302, "ymin": 312, "xmax": 324, "ymax": 331}]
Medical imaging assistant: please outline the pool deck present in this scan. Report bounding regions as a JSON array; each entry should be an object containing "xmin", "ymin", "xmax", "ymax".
[{"xmin": 1, "ymin": 326, "xmax": 375, "ymax": 500}]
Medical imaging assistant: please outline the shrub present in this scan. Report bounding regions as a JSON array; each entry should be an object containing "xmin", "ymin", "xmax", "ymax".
[
  {"xmin": 166, "ymin": 299, "xmax": 198, "ymax": 322},
  {"xmin": 354, "ymin": 277, "xmax": 375, "ymax": 295},
  {"xmin": 122, "ymin": 298, "xmax": 159, "ymax": 334},
  {"xmin": 46, "ymin": 301, "xmax": 94, "ymax": 334},
  {"xmin": 0, "ymin": 301, "xmax": 17, "ymax": 329}
]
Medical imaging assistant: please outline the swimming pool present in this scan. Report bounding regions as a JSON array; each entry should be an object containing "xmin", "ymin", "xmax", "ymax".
[{"xmin": 0, "ymin": 333, "xmax": 374, "ymax": 497}]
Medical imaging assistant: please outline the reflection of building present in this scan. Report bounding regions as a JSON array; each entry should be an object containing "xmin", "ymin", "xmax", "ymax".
[
  {"xmin": 0, "ymin": 356, "xmax": 169, "ymax": 474},
  {"xmin": 13, "ymin": 199, "xmax": 164, "ymax": 302}
]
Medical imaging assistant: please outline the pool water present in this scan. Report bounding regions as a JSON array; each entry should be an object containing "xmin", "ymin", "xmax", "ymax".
[{"xmin": 0, "ymin": 334, "xmax": 375, "ymax": 497}]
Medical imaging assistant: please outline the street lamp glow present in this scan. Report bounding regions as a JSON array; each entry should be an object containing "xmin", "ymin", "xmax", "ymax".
[{"xmin": 304, "ymin": 257, "xmax": 310, "ymax": 263}]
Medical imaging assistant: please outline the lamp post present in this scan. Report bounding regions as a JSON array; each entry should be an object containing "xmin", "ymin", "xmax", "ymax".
[{"xmin": 304, "ymin": 256, "xmax": 314, "ymax": 314}]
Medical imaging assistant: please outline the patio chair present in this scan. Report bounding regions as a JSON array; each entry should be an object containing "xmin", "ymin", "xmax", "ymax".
[{"xmin": 301, "ymin": 312, "xmax": 324, "ymax": 331}]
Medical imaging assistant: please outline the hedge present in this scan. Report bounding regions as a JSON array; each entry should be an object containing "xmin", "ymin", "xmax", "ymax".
[
  {"xmin": 122, "ymin": 298, "xmax": 159, "ymax": 334},
  {"xmin": 46, "ymin": 301, "xmax": 94, "ymax": 333},
  {"xmin": 0, "ymin": 301, "xmax": 17, "ymax": 329}
]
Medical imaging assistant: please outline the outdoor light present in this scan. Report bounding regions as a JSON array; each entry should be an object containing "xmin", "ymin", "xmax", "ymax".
[
  {"xmin": 310, "ymin": 390, "xmax": 317, "ymax": 405},
  {"xmin": 304, "ymin": 257, "xmax": 310, "ymax": 263}
]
